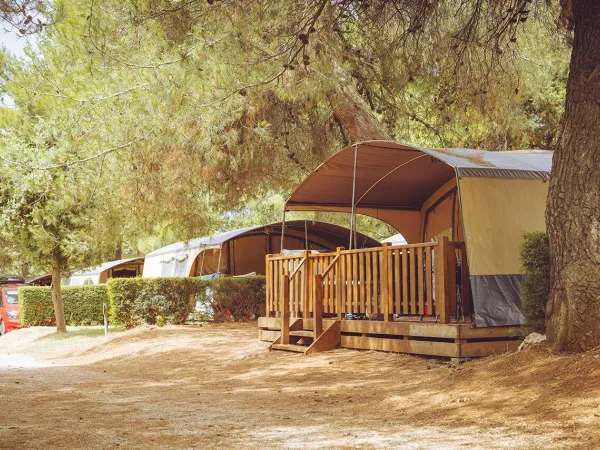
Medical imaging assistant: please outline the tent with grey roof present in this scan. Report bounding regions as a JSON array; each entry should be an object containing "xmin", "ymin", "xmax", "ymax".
[
  {"xmin": 142, "ymin": 220, "xmax": 380, "ymax": 278},
  {"xmin": 285, "ymin": 141, "xmax": 552, "ymax": 327},
  {"xmin": 65, "ymin": 257, "xmax": 145, "ymax": 286}
]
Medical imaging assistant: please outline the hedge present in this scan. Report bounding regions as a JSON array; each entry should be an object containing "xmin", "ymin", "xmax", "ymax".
[
  {"xmin": 107, "ymin": 276, "xmax": 266, "ymax": 328},
  {"xmin": 107, "ymin": 277, "xmax": 209, "ymax": 328},
  {"xmin": 209, "ymin": 276, "xmax": 266, "ymax": 322},
  {"xmin": 19, "ymin": 285, "xmax": 108, "ymax": 326},
  {"xmin": 520, "ymin": 231, "xmax": 550, "ymax": 333}
]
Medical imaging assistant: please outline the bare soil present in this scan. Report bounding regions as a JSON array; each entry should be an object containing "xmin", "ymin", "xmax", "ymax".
[{"xmin": 1, "ymin": 323, "xmax": 600, "ymax": 449}]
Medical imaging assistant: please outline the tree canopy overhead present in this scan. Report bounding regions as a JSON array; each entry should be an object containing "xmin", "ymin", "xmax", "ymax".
[{"xmin": 1, "ymin": 0, "xmax": 597, "ymax": 351}]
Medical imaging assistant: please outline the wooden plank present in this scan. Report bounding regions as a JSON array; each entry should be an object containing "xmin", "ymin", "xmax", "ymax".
[
  {"xmin": 258, "ymin": 316, "xmax": 279, "ymax": 328},
  {"xmin": 303, "ymin": 251, "xmax": 311, "ymax": 316},
  {"xmin": 258, "ymin": 329, "xmax": 280, "ymax": 342},
  {"xmin": 435, "ymin": 236, "xmax": 449, "ymax": 323},
  {"xmin": 340, "ymin": 320, "xmax": 461, "ymax": 339},
  {"xmin": 281, "ymin": 274, "xmax": 290, "ymax": 344},
  {"xmin": 305, "ymin": 320, "xmax": 341, "ymax": 354},
  {"xmin": 426, "ymin": 245, "xmax": 433, "ymax": 316},
  {"xmin": 394, "ymin": 248, "xmax": 401, "ymax": 316},
  {"xmin": 340, "ymin": 335, "xmax": 460, "ymax": 358},
  {"xmin": 417, "ymin": 246, "xmax": 424, "ymax": 315},
  {"xmin": 265, "ymin": 257, "xmax": 271, "ymax": 316},
  {"xmin": 460, "ymin": 325, "xmax": 523, "ymax": 339},
  {"xmin": 373, "ymin": 249, "xmax": 379, "ymax": 315},
  {"xmin": 402, "ymin": 248, "xmax": 408, "ymax": 315},
  {"xmin": 447, "ymin": 244, "xmax": 457, "ymax": 318},
  {"xmin": 335, "ymin": 248, "xmax": 343, "ymax": 320},
  {"xmin": 380, "ymin": 244, "xmax": 389, "ymax": 320},
  {"xmin": 329, "ymin": 257, "xmax": 335, "ymax": 313},
  {"xmin": 340, "ymin": 253, "xmax": 347, "ymax": 314},
  {"xmin": 410, "ymin": 249, "xmax": 417, "ymax": 314},
  {"xmin": 386, "ymin": 245, "xmax": 393, "ymax": 320},
  {"xmin": 459, "ymin": 340, "xmax": 521, "ymax": 358},
  {"xmin": 359, "ymin": 252, "xmax": 365, "ymax": 314},
  {"xmin": 314, "ymin": 274, "xmax": 323, "ymax": 339},
  {"xmin": 365, "ymin": 251, "xmax": 372, "ymax": 315},
  {"xmin": 352, "ymin": 252, "xmax": 359, "ymax": 313},
  {"xmin": 346, "ymin": 254, "xmax": 353, "ymax": 313}
]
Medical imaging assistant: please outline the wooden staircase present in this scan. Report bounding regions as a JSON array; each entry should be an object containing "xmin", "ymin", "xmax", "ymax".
[
  {"xmin": 270, "ymin": 319, "xmax": 341, "ymax": 355},
  {"xmin": 270, "ymin": 269, "xmax": 341, "ymax": 355}
]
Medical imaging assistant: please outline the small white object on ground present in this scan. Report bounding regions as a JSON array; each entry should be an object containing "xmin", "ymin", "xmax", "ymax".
[{"xmin": 518, "ymin": 332, "xmax": 547, "ymax": 351}]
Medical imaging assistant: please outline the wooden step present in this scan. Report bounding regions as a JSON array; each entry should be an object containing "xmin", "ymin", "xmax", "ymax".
[
  {"xmin": 271, "ymin": 344, "xmax": 307, "ymax": 353},
  {"xmin": 290, "ymin": 330, "xmax": 314, "ymax": 338}
]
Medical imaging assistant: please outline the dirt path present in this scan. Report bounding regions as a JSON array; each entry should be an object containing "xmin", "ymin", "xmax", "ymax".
[{"xmin": 1, "ymin": 323, "xmax": 599, "ymax": 449}]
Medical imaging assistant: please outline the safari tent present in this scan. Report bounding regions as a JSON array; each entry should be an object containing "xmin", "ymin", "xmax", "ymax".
[
  {"xmin": 142, "ymin": 221, "xmax": 381, "ymax": 279},
  {"xmin": 64, "ymin": 257, "xmax": 145, "ymax": 286},
  {"xmin": 261, "ymin": 141, "xmax": 552, "ymax": 357}
]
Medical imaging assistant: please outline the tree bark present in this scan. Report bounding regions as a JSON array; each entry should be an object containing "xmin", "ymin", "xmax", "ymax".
[
  {"xmin": 51, "ymin": 246, "xmax": 67, "ymax": 333},
  {"xmin": 327, "ymin": 83, "xmax": 392, "ymax": 142},
  {"xmin": 545, "ymin": 0, "xmax": 600, "ymax": 351}
]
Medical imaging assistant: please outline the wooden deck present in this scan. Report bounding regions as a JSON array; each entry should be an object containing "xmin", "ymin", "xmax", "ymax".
[
  {"xmin": 262, "ymin": 238, "xmax": 522, "ymax": 358},
  {"xmin": 259, "ymin": 317, "xmax": 521, "ymax": 358}
]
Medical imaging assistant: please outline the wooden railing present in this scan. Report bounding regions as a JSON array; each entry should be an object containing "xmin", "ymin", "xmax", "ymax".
[{"xmin": 265, "ymin": 237, "xmax": 469, "ymax": 324}]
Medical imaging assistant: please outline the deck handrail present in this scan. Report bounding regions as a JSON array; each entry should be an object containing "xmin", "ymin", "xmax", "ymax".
[{"xmin": 266, "ymin": 239, "xmax": 468, "ymax": 324}]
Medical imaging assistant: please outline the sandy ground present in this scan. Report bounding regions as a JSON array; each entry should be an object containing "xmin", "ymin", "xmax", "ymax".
[{"xmin": 1, "ymin": 323, "xmax": 600, "ymax": 449}]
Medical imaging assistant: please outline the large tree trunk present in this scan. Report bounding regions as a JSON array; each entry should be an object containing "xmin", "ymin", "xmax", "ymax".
[
  {"xmin": 545, "ymin": 0, "xmax": 600, "ymax": 351},
  {"xmin": 327, "ymin": 83, "xmax": 392, "ymax": 142},
  {"xmin": 51, "ymin": 247, "xmax": 67, "ymax": 333}
]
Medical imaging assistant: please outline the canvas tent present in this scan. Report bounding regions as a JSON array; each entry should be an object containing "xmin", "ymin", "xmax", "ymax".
[
  {"xmin": 382, "ymin": 233, "xmax": 407, "ymax": 246},
  {"xmin": 142, "ymin": 221, "xmax": 381, "ymax": 278},
  {"xmin": 285, "ymin": 141, "xmax": 552, "ymax": 327},
  {"xmin": 65, "ymin": 257, "xmax": 145, "ymax": 286}
]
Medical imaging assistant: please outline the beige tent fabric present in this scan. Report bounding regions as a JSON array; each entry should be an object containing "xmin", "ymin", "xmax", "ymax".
[{"xmin": 459, "ymin": 177, "xmax": 549, "ymax": 275}]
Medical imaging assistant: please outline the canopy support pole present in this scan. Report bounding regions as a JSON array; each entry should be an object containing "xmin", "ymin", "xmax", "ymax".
[
  {"xmin": 349, "ymin": 143, "xmax": 358, "ymax": 250},
  {"xmin": 199, "ymin": 246, "xmax": 206, "ymax": 277},
  {"xmin": 217, "ymin": 244, "xmax": 223, "ymax": 276},
  {"xmin": 304, "ymin": 220, "xmax": 308, "ymax": 250},
  {"xmin": 280, "ymin": 209, "xmax": 286, "ymax": 253}
]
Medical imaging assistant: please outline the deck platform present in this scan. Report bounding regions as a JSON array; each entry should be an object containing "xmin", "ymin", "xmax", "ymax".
[{"xmin": 259, "ymin": 317, "xmax": 522, "ymax": 358}]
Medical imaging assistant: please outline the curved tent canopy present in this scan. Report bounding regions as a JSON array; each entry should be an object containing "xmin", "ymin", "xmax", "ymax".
[
  {"xmin": 285, "ymin": 141, "xmax": 552, "ymax": 328},
  {"xmin": 285, "ymin": 141, "xmax": 552, "ymax": 242},
  {"xmin": 143, "ymin": 220, "xmax": 380, "ymax": 278},
  {"xmin": 65, "ymin": 257, "xmax": 145, "ymax": 286}
]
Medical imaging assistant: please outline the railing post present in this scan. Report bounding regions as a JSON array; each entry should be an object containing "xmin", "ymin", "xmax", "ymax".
[
  {"xmin": 281, "ymin": 274, "xmax": 290, "ymax": 344},
  {"xmin": 435, "ymin": 236, "xmax": 451, "ymax": 323},
  {"xmin": 335, "ymin": 247, "xmax": 343, "ymax": 320},
  {"xmin": 303, "ymin": 251, "xmax": 311, "ymax": 318},
  {"xmin": 314, "ymin": 274, "xmax": 323, "ymax": 339},
  {"xmin": 381, "ymin": 243, "xmax": 391, "ymax": 322}
]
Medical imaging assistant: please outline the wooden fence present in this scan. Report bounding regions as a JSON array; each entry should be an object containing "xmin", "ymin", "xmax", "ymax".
[{"xmin": 265, "ymin": 237, "xmax": 470, "ymax": 324}]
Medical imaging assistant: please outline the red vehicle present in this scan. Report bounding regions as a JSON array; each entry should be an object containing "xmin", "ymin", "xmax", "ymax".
[{"xmin": 0, "ymin": 276, "xmax": 26, "ymax": 335}]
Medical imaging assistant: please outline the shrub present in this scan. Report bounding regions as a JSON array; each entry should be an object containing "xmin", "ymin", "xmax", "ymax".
[
  {"xmin": 107, "ymin": 278, "xmax": 209, "ymax": 328},
  {"xmin": 209, "ymin": 276, "xmax": 266, "ymax": 322},
  {"xmin": 19, "ymin": 285, "xmax": 108, "ymax": 326},
  {"xmin": 520, "ymin": 232, "xmax": 550, "ymax": 333}
]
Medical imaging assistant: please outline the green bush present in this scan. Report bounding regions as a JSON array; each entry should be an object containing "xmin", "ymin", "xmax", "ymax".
[
  {"xmin": 209, "ymin": 276, "xmax": 266, "ymax": 322},
  {"xmin": 520, "ymin": 232, "xmax": 550, "ymax": 333},
  {"xmin": 107, "ymin": 278, "xmax": 209, "ymax": 328},
  {"xmin": 19, "ymin": 285, "xmax": 108, "ymax": 326}
]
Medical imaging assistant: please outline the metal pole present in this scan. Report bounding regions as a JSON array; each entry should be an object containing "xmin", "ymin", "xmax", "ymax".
[
  {"xmin": 280, "ymin": 209, "xmax": 286, "ymax": 253},
  {"xmin": 103, "ymin": 303, "xmax": 108, "ymax": 336},
  {"xmin": 304, "ymin": 220, "xmax": 308, "ymax": 250},
  {"xmin": 216, "ymin": 244, "xmax": 223, "ymax": 275},
  {"xmin": 349, "ymin": 143, "xmax": 358, "ymax": 250}
]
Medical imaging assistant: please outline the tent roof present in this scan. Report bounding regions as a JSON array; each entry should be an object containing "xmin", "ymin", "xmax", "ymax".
[
  {"xmin": 382, "ymin": 233, "xmax": 408, "ymax": 245},
  {"xmin": 285, "ymin": 141, "xmax": 552, "ymax": 213},
  {"xmin": 71, "ymin": 257, "xmax": 144, "ymax": 278},
  {"xmin": 145, "ymin": 220, "xmax": 381, "ymax": 258}
]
